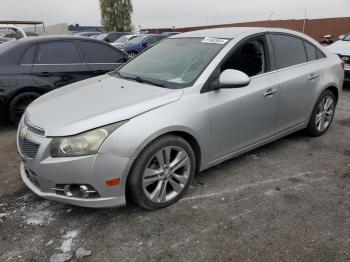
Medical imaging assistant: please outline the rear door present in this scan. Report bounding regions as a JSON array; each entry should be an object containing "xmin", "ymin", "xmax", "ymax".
[
  {"xmin": 78, "ymin": 41, "xmax": 127, "ymax": 76},
  {"xmin": 269, "ymin": 34, "xmax": 320, "ymax": 132},
  {"xmin": 32, "ymin": 41, "xmax": 90, "ymax": 89}
]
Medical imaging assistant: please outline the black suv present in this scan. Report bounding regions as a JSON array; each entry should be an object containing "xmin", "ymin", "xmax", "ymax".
[{"xmin": 0, "ymin": 36, "xmax": 128, "ymax": 124}]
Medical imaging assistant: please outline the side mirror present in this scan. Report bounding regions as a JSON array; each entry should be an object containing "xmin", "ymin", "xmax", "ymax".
[
  {"xmin": 142, "ymin": 42, "xmax": 149, "ymax": 47},
  {"xmin": 213, "ymin": 69, "xmax": 251, "ymax": 90}
]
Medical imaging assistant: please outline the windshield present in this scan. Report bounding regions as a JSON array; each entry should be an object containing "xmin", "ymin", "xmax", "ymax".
[
  {"xmin": 113, "ymin": 35, "xmax": 129, "ymax": 44},
  {"xmin": 96, "ymin": 33, "xmax": 107, "ymax": 40},
  {"xmin": 126, "ymin": 35, "xmax": 148, "ymax": 45},
  {"xmin": 343, "ymin": 34, "xmax": 350, "ymax": 41},
  {"xmin": 118, "ymin": 37, "xmax": 228, "ymax": 88}
]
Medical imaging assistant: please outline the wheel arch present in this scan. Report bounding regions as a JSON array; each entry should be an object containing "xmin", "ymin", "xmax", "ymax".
[
  {"xmin": 6, "ymin": 86, "xmax": 45, "ymax": 107},
  {"xmin": 128, "ymin": 127, "xmax": 204, "ymax": 176},
  {"xmin": 324, "ymin": 85, "xmax": 339, "ymax": 104}
]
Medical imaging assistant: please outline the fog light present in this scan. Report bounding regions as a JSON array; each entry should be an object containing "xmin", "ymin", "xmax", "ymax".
[{"xmin": 52, "ymin": 184, "xmax": 99, "ymax": 198}]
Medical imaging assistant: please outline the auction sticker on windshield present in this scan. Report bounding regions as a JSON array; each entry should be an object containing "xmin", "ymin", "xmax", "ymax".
[{"xmin": 201, "ymin": 37, "xmax": 228, "ymax": 45}]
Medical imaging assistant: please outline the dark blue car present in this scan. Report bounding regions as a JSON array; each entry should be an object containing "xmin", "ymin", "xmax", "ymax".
[{"xmin": 120, "ymin": 34, "xmax": 167, "ymax": 56}]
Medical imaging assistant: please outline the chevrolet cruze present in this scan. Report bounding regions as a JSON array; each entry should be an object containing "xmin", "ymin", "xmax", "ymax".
[{"xmin": 17, "ymin": 28, "xmax": 344, "ymax": 209}]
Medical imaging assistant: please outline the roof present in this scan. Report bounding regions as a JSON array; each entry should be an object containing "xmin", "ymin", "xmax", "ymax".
[
  {"xmin": 12, "ymin": 35, "xmax": 101, "ymax": 45},
  {"xmin": 172, "ymin": 27, "xmax": 305, "ymax": 39}
]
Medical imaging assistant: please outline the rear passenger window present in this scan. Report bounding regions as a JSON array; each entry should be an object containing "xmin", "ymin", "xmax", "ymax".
[
  {"xmin": 304, "ymin": 41, "xmax": 317, "ymax": 61},
  {"xmin": 271, "ymin": 34, "xmax": 307, "ymax": 69},
  {"xmin": 316, "ymin": 49, "xmax": 326, "ymax": 59},
  {"xmin": 80, "ymin": 42, "xmax": 125, "ymax": 63},
  {"xmin": 21, "ymin": 45, "xmax": 36, "ymax": 64},
  {"xmin": 36, "ymin": 42, "xmax": 81, "ymax": 64}
]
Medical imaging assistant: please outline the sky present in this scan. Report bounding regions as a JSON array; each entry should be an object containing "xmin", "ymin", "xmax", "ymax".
[{"xmin": 0, "ymin": 0, "xmax": 349, "ymax": 29}]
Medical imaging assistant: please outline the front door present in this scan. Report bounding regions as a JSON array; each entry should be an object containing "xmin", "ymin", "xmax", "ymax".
[{"xmin": 209, "ymin": 36, "xmax": 279, "ymax": 162}]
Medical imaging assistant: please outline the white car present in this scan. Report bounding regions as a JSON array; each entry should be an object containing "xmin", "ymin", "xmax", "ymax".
[
  {"xmin": 328, "ymin": 33, "xmax": 350, "ymax": 82},
  {"xmin": 110, "ymin": 34, "xmax": 138, "ymax": 48}
]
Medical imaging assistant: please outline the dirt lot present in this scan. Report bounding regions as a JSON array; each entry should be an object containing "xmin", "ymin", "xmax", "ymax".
[{"xmin": 0, "ymin": 86, "xmax": 350, "ymax": 262}]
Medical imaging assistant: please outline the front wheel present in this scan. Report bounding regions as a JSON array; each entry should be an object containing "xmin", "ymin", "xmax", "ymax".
[
  {"xmin": 127, "ymin": 135, "xmax": 196, "ymax": 210},
  {"xmin": 8, "ymin": 92, "xmax": 40, "ymax": 125},
  {"xmin": 306, "ymin": 90, "xmax": 336, "ymax": 136}
]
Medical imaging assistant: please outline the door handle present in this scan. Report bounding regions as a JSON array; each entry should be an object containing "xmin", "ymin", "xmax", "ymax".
[
  {"xmin": 308, "ymin": 73, "xmax": 319, "ymax": 81},
  {"xmin": 264, "ymin": 88, "xmax": 278, "ymax": 97},
  {"xmin": 37, "ymin": 72, "xmax": 52, "ymax": 77}
]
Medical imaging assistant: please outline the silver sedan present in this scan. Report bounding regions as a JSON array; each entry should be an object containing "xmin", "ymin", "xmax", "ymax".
[{"xmin": 17, "ymin": 28, "xmax": 344, "ymax": 209}]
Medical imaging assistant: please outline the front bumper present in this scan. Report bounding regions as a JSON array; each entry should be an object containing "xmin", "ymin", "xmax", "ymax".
[
  {"xmin": 345, "ymin": 69, "xmax": 350, "ymax": 82},
  {"xmin": 20, "ymin": 163, "xmax": 125, "ymax": 208},
  {"xmin": 17, "ymin": 119, "xmax": 131, "ymax": 208}
]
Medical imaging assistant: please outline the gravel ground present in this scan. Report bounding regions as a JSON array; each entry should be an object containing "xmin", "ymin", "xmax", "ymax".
[{"xmin": 0, "ymin": 85, "xmax": 349, "ymax": 262}]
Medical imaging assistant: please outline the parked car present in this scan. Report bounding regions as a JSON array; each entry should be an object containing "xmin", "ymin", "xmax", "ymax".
[
  {"xmin": 110, "ymin": 34, "xmax": 138, "ymax": 48},
  {"xmin": 75, "ymin": 32, "xmax": 103, "ymax": 38},
  {"xmin": 0, "ymin": 36, "xmax": 10, "ymax": 44},
  {"xmin": 97, "ymin": 32, "xmax": 133, "ymax": 43},
  {"xmin": 328, "ymin": 33, "xmax": 350, "ymax": 82},
  {"xmin": 18, "ymin": 28, "xmax": 343, "ymax": 210},
  {"xmin": 120, "ymin": 34, "xmax": 167, "ymax": 56},
  {"xmin": 0, "ymin": 36, "xmax": 128, "ymax": 124},
  {"xmin": 0, "ymin": 25, "xmax": 27, "ymax": 39},
  {"xmin": 161, "ymin": 32, "xmax": 181, "ymax": 36},
  {"xmin": 25, "ymin": 32, "xmax": 40, "ymax": 37}
]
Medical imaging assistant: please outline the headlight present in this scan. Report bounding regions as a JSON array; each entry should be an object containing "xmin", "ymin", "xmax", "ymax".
[{"xmin": 50, "ymin": 121, "xmax": 127, "ymax": 157}]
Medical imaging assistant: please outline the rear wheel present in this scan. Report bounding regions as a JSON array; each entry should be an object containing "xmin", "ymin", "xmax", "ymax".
[
  {"xmin": 8, "ymin": 92, "xmax": 40, "ymax": 125},
  {"xmin": 127, "ymin": 135, "xmax": 196, "ymax": 210},
  {"xmin": 306, "ymin": 90, "xmax": 336, "ymax": 136}
]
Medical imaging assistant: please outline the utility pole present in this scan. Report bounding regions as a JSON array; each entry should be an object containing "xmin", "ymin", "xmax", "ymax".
[
  {"xmin": 302, "ymin": 9, "xmax": 307, "ymax": 33},
  {"xmin": 269, "ymin": 12, "xmax": 274, "ymax": 20}
]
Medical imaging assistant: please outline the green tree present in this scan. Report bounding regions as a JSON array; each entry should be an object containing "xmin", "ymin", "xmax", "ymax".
[{"xmin": 99, "ymin": 0, "xmax": 133, "ymax": 32}]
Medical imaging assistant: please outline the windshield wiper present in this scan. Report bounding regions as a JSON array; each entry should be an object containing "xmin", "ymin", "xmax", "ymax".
[{"xmin": 116, "ymin": 72, "xmax": 165, "ymax": 87}]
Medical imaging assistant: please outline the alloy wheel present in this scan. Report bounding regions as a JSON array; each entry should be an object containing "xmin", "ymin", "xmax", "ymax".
[
  {"xmin": 142, "ymin": 146, "xmax": 191, "ymax": 203},
  {"xmin": 315, "ymin": 95, "xmax": 334, "ymax": 132}
]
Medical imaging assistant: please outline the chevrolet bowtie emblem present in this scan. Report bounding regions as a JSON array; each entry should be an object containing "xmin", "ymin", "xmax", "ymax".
[{"xmin": 19, "ymin": 127, "xmax": 28, "ymax": 139}]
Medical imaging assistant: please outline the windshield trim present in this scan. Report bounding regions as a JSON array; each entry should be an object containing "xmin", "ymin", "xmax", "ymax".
[{"xmin": 115, "ymin": 37, "xmax": 230, "ymax": 89}]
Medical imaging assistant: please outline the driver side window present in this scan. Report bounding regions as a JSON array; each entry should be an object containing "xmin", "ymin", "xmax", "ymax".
[{"xmin": 221, "ymin": 38, "xmax": 268, "ymax": 77}]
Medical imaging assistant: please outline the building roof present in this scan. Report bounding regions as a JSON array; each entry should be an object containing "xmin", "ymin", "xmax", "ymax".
[{"xmin": 0, "ymin": 20, "xmax": 44, "ymax": 25}]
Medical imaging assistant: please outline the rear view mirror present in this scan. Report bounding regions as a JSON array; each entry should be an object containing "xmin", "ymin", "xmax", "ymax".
[{"xmin": 214, "ymin": 69, "xmax": 251, "ymax": 89}]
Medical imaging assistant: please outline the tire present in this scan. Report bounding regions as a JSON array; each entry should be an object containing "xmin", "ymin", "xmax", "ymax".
[
  {"xmin": 127, "ymin": 135, "xmax": 196, "ymax": 210},
  {"xmin": 8, "ymin": 92, "xmax": 40, "ymax": 125},
  {"xmin": 306, "ymin": 90, "xmax": 336, "ymax": 136},
  {"xmin": 128, "ymin": 51, "xmax": 137, "ymax": 57}
]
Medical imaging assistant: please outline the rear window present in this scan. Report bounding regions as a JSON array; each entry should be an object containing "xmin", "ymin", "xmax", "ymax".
[{"xmin": 271, "ymin": 34, "xmax": 307, "ymax": 69}]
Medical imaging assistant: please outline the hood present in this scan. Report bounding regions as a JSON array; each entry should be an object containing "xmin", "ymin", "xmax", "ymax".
[
  {"xmin": 327, "ymin": 41, "xmax": 350, "ymax": 55},
  {"xmin": 26, "ymin": 74, "xmax": 183, "ymax": 136}
]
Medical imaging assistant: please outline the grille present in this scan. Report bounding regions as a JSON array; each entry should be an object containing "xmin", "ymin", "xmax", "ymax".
[
  {"xmin": 18, "ymin": 137, "xmax": 40, "ymax": 159},
  {"xmin": 24, "ymin": 118, "xmax": 45, "ymax": 136}
]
